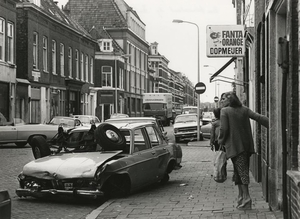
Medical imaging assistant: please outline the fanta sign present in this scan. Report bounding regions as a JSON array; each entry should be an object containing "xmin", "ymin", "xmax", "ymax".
[{"xmin": 206, "ymin": 25, "xmax": 245, "ymax": 57}]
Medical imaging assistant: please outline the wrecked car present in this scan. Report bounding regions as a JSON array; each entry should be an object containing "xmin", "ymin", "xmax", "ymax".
[{"xmin": 16, "ymin": 122, "xmax": 182, "ymax": 199}]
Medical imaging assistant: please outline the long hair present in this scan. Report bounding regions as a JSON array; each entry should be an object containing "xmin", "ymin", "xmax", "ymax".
[{"xmin": 227, "ymin": 92, "xmax": 242, "ymax": 107}]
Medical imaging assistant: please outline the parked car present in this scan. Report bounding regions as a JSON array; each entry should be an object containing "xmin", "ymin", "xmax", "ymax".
[
  {"xmin": 105, "ymin": 117, "xmax": 168, "ymax": 141},
  {"xmin": 200, "ymin": 122, "xmax": 212, "ymax": 139},
  {"xmin": 173, "ymin": 113, "xmax": 203, "ymax": 143},
  {"xmin": 109, "ymin": 113, "xmax": 129, "ymax": 119},
  {"xmin": 16, "ymin": 122, "xmax": 182, "ymax": 200},
  {"xmin": 181, "ymin": 106, "xmax": 198, "ymax": 114},
  {"xmin": 72, "ymin": 115, "xmax": 101, "ymax": 126},
  {"xmin": 201, "ymin": 112, "xmax": 215, "ymax": 126},
  {"xmin": 47, "ymin": 116, "xmax": 84, "ymax": 127},
  {"xmin": 0, "ymin": 118, "xmax": 62, "ymax": 147}
]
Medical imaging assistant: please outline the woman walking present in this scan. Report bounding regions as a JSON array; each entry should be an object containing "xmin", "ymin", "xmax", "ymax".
[{"xmin": 218, "ymin": 91, "xmax": 269, "ymax": 210}]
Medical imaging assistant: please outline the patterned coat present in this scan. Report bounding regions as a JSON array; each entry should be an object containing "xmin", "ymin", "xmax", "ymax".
[{"xmin": 218, "ymin": 106, "xmax": 269, "ymax": 159}]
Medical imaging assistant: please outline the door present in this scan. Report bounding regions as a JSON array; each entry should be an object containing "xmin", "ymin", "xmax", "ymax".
[{"xmin": 127, "ymin": 127, "xmax": 158, "ymax": 189}]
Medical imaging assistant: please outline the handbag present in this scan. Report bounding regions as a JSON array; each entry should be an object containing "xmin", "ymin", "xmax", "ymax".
[{"xmin": 213, "ymin": 146, "xmax": 227, "ymax": 183}]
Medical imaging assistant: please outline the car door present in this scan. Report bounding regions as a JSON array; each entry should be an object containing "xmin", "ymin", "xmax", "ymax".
[
  {"xmin": 127, "ymin": 127, "xmax": 158, "ymax": 189},
  {"xmin": 0, "ymin": 120, "xmax": 18, "ymax": 142},
  {"xmin": 145, "ymin": 125, "xmax": 170, "ymax": 178}
]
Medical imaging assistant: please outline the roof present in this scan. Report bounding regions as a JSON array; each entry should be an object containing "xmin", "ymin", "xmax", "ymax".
[
  {"xmin": 105, "ymin": 117, "xmax": 157, "ymax": 123},
  {"xmin": 18, "ymin": 0, "xmax": 92, "ymax": 39},
  {"xmin": 64, "ymin": 0, "xmax": 129, "ymax": 39}
]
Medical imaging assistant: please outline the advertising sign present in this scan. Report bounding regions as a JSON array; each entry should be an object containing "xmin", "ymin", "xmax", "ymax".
[{"xmin": 206, "ymin": 25, "xmax": 245, "ymax": 57}]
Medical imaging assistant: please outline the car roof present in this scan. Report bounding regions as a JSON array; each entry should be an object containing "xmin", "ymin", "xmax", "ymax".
[
  {"xmin": 177, "ymin": 113, "xmax": 198, "ymax": 117},
  {"xmin": 106, "ymin": 117, "xmax": 157, "ymax": 122},
  {"xmin": 107, "ymin": 121, "xmax": 157, "ymax": 130}
]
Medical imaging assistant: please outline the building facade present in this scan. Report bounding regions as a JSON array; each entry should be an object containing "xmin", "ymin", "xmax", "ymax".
[
  {"xmin": 16, "ymin": 0, "xmax": 96, "ymax": 123},
  {"xmin": 0, "ymin": 0, "xmax": 18, "ymax": 122},
  {"xmin": 231, "ymin": 0, "xmax": 300, "ymax": 218}
]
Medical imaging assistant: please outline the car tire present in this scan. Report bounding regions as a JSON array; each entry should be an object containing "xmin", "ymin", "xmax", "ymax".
[
  {"xmin": 94, "ymin": 123, "xmax": 126, "ymax": 151},
  {"xmin": 160, "ymin": 173, "xmax": 170, "ymax": 184},
  {"xmin": 15, "ymin": 142, "xmax": 27, "ymax": 148},
  {"xmin": 31, "ymin": 136, "xmax": 51, "ymax": 159},
  {"xmin": 103, "ymin": 175, "xmax": 130, "ymax": 198},
  {"xmin": 175, "ymin": 137, "xmax": 180, "ymax": 143}
]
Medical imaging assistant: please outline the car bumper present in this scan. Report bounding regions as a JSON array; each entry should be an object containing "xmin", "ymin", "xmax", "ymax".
[
  {"xmin": 16, "ymin": 188, "xmax": 104, "ymax": 199},
  {"xmin": 175, "ymin": 132, "xmax": 200, "ymax": 141}
]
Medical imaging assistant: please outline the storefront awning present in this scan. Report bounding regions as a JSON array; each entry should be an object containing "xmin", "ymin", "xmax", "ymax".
[
  {"xmin": 16, "ymin": 78, "xmax": 30, "ymax": 84},
  {"xmin": 209, "ymin": 57, "xmax": 236, "ymax": 82}
]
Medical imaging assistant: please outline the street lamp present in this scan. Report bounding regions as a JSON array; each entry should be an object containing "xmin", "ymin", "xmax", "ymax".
[{"xmin": 173, "ymin": 19, "xmax": 201, "ymax": 141}]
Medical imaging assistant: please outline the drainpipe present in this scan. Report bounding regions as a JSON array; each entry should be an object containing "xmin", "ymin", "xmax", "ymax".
[{"xmin": 278, "ymin": 37, "xmax": 288, "ymax": 219}]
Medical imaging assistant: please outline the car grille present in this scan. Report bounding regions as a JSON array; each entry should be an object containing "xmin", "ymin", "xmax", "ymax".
[
  {"xmin": 178, "ymin": 126, "xmax": 197, "ymax": 132},
  {"xmin": 22, "ymin": 176, "xmax": 95, "ymax": 190}
]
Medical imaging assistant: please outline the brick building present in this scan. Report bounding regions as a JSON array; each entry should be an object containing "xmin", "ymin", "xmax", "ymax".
[
  {"xmin": 16, "ymin": 0, "xmax": 96, "ymax": 123},
  {"xmin": 229, "ymin": 0, "xmax": 300, "ymax": 218},
  {"xmin": 0, "ymin": 0, "xmax": 18, "ymax": 122}
]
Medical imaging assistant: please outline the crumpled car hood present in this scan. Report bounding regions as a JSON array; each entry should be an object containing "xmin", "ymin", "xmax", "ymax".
[
  {"xmin": 174, "ymin": 121, "xmax": 197, "ymax": 129},
  {"xmin": 22, "ymin": 151, "xmax": 122, "ymax": 179}
]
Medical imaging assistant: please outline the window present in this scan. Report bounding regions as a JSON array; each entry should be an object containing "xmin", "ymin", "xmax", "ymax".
[
  {"xmin": 0, "ymin": 18, "xmax": 4, "ymax": 61},
  {"xmin": 85, "ymin": 54, "xmax": 89, "ymax": 82},
  {"xmin": 119, "ymin": 68, "xmax": 124, "ymax": 89},
  {"xmin": 102, "ymin": 66, "xmax": 112, "ymax": 87},
  {"xmin": 90, "ymin": 57, "xmax": 94, "ymax": 84},
  {"xmin": 7, "ymin": 22, "xmax": 14, "ymax": 63},
  {"xmin": 60, "ymin": 43, "xmax": 64, "ymax": 76},
  {"xmin": 145, "ymin": 126, "xmax": 162, "ymax": 146},
  {"xmin": 80, "ymin": 52, "xmax": 84, "ymax": 80},
  {"xmin": 133, "ymin": 128, "xmax": 150, "ymax": 152},
  {"xmin": 42, "ymin": 36, "xmax": 48, "ymax": 71},
  {"xmin": 99, "ymin": 39, "xmax": 113, "ymax": 52},
  {"xmin": 33, "ymin": 32, "xmax": 38, "ymax": 69},
  {"xmin": 75, "ymin": 50, "xmax": 79, "ymax": 79},
  {"xmin": 52, "ymin": 40, "xmax": 56, "ymax": 74},
  {"xmin": 68, "ymin": 47, "xmax": 72, "ymax": 78}
]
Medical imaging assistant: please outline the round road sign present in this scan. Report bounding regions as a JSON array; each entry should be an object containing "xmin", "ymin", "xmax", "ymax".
[
  {"xmin": 214, "ymin": 96, "xmax": 219, "ymax": 102},
  {"xmin": 194, "ymin": 82, "xmax": 206, "ymax": 94}
]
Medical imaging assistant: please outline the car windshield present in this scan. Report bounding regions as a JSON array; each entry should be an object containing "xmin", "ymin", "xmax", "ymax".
[
  {"xmin": 175, "ymin": 115, "xmax": 197, "ymax": 123},
  {"xmin": 48, "ymin": 117, "xmax": 75, "ymax": 126},
  {"xmin": 76, "ymin": 116, "xmax": 100, "ymax": 124},
  {"xmin": 182, "ymin": 107, "xmax": 197, "ymax": 114},
  {"xmin": 143, "ymin": 103, "xmax": 166, "ymax": 110}
]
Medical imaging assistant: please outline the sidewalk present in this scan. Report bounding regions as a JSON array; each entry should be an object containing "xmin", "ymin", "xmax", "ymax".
[{"xmin": 90, "ymin": 140, "xmax": 284, "ymax": 219}]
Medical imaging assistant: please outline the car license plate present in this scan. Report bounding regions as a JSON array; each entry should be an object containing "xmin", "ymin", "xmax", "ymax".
[{"xmin": 64, "ymin": 183, "xmax": 73, "ymax": 190}]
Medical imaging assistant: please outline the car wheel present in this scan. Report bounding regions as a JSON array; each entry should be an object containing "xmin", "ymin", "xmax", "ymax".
[
  {"xmin": 175, "ymin": 137, "xmax": 180, "ymax": 143},
  {"xmin": 94, "ymin": 123, "xmax": 126, "ymax": 151},
  {"xmin": 31, "ymin": 136, "xmax": 51, "ymax": 159},
  {"xmin": 15, "ymin": 142, "xmax": 27, "ymax": 147},
  {"xmin": 200, "ymin": 134, "xmax": 204, "ymax": 141},
  {"xmin": 104, "ymin": 175, "xmax": 130, "ymax": 198},
  {"xmin": 160, "ymin": 173, "xmax": 170, "ymax": 184}
]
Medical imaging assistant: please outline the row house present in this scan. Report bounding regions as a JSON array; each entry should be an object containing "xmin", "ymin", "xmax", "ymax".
[
  {"xmin": 64, "ymin": 0, "xmax": 149, "ymax": 120},
  {"xmin": 16, "ymin": 0, "xmax": 96, "ymax": 123},
  {"xmin": 0, "ymin": 0, "xmax": 18, "ymax": 122},
  {"xmin": 218, "ymin": 0, "xmax": 300, "ymax": 218},
  {"xmin": 148, "ymin": 42, "xmax": 195, "ymax": 110}
]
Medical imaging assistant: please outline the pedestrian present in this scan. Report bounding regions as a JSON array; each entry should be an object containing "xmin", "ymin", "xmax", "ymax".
[
  {"xmin": 218, "ymin": 91, "xmax": 269, "ymax": 210},
  {"xmin": 210, "ymin": 107, "xmax": 221, "ymax": 151}
]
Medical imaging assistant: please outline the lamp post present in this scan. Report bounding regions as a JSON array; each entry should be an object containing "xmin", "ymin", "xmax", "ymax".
[{"xmin": 173, "ymin": 19, "xmax": 201, "ymax": 141}]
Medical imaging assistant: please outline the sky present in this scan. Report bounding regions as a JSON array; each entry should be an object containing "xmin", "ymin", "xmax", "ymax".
[{"xmin": 57, "ymin": 0, "xmax": 237, "ymax": 102}]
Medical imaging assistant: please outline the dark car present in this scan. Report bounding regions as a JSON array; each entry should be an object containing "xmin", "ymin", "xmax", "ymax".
[{"xmin": 16, "ymin": 122, "xmax": 182, "ymax": 200}]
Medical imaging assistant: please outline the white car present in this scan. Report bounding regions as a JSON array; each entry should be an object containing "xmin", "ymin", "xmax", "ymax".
[
  {"xmin": 0, "ymin": 118, "xmax": 60, "ymax": 147},
  {"xmin": 173, "ymin": 114, "xmax": 203, "ymax": 143}
]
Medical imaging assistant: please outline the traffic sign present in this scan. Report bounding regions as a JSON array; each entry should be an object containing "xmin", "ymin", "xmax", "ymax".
[
  {"xmin": 214, "ymin": 96, "xmax": 219, "ymax": 102},
  {"xmin": 194, "ymin": 82, "xmax": 206, "ymax": 94}
]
